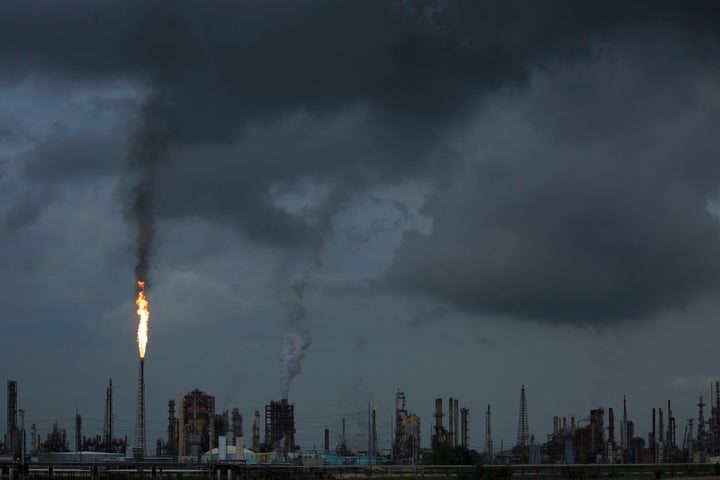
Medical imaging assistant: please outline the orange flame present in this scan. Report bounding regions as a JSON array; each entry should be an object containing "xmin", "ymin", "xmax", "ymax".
[{"xmin": 136, "ymin": 280, "xmax": 149, "ymax": 358}]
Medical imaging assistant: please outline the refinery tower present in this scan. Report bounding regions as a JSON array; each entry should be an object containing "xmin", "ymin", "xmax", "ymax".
[{"xmin": 133, "ymin": 281, "xmax": 150, "ymax": 459}]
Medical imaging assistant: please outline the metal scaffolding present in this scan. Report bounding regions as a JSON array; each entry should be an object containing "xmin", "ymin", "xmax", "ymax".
[
  {"xmin": 517, "ymin": 385, "xmax": 529, "ymax": 449},
  {"xmin": 103, "ymin": 379, "xmax": 114, "ymax": 453},
  {"xmin": 264, "ymin": 399, "xmax": 295, "ymax": 453},
  {"xmin": 134, "ymin": 358, "xmax": 146, "ymax": 459}
]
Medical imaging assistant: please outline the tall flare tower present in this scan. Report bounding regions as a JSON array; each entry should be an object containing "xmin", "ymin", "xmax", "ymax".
[
  {"xmin": 133, "ymin": 281, "xmax": 150, "ymax": 460},
  {"xmin": 134, "ymin": 359, "xmax": 145, "ymax": 459}
]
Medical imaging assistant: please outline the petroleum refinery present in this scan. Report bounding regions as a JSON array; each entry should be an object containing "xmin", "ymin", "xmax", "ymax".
[
  {"xmin": 6, "ymin": 378, "xmax": 720, "ymax": 469},
  {"xmin": 2, "ymin": 268, "xmax": 720, "ymax": 469}
]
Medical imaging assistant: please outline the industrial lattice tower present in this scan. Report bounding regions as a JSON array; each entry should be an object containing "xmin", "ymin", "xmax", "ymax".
[
  {"xmin": 460, "ymin": 407, "xmax": 469, "ymax": 448},
  {"xmin": 697, "ymin": 395, "xmax": 706, "ymax": 461},
  {"xmin": 516, "ymin": 385, "xmax": 529, "ymax": 448},
  {"xmin": 265, "ymin": 399, "xmax": 295, "ymax": 453},
  {"xmin": 103, "ymin": 379, "xmax": 114, "ymax": 452},
  {"xmin": 134, "ymin": 358, "xmax": 146, "ymax": 459},
  {"xmin": 6, "ymin": 380, "xmax": 18, "ymax": 457},
  {"xmin": 485, "ymin": 405, "xmax": 493, "ymax": 464},
  {"xmin": 167, "ymin": 400, "xmax": 176, "ymax": 459}
]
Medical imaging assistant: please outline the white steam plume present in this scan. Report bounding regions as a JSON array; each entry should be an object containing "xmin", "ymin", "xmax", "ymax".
[{"xmin": 280, "ymin": 275, "xmax": 312, "ymax": 399}]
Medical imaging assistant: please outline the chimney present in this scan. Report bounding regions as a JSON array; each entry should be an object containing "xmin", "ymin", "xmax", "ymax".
[{"xmin": 448, "ymin": 397, "xmax": 454, "ymax": 447}]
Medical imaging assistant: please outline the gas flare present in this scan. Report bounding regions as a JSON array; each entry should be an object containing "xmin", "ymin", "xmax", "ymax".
[{"xmin": 135, "ymin": 281, "xmax": 149, "ymax": 358}]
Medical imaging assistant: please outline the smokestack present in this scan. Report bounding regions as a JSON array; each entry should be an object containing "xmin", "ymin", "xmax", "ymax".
[
  {"xmin": 651, "ymin": 407, "xmax": 656, "ymax": 453},
  {"xmin": 454, "ymin": 399, "xmax": 459, "ymax": 448},
  {"xmin": 178, "ymin": 394, "xmax": 185, "ymax": 457},
  {"xmin": 698, "ymin": 396, "xmax": 706, "ymax": 461},
  {"xmin": 134, "ymin": 358, "xmax": 146, "ymax": 459},
  {"xmin": 553, "ymin": 417, "xmax": 559, "ymax": 435},
  {"xmin": 232, "ymin": 408, "xmax": 243, "ymax": 438},
  {"xmin": 103, "ymin": 379, "xmax": 114, "ymax": 453},
  {"xmin": 30, "ymin": 424, "xmax": 36, "ymax": 455},
  {"xmin": 485, "ymin": 405, "xmax": 493, "ymax": 464},
  {"xmin": 252, "ymin": 410, "xmax": 260, "ymax": 451},
  {"xmin": 367, "ymin": 403, "xmax": 371, "ymax": 463},
  {"xmin": 434, "ymin": 398, "xmax": 443, "ymax": 445},
  {"xmin": 372, "ymin": 408, "xmax": 377, "ymax": 453},
  {"xmin": 7, "ymin": 381, "xmax": 18, "ymax": 458},
  {"xmin": 668, "ymin": 400, "xmax": 674, "ymax": 463},
  {"xmin": 448, "ymin": 397, "xmax": 454, "ymax": 447},
  {"xmin": 167, "ymin": 400, "xmax": 176, "ymax": 459},
  {"xmin": 608, "ymin": 408, "xmax": 615, "ymax": 448},
  {"xmin": 659, "ymin": 407, "xmax": 664, "ymax": 463},
  {"xmin": 324, "ymin": 428, "xmax": 329, "ymax": 453},
  {"xmin": 622, "ymin": 395, "xmax": 628, "ymax": 464},
  {"xmin": 208, "ymin": 409, "xmax": 215, "ymax": 453},
  {"xmin": 460, "ymin": 407, "xmax": 469, "ymax": 449},
  {"xmin": 393, "ymin": 390, "xmax": 406, "ymax": 458},
  {"xmin": 75, "ymin": 409, "xmax": 82, "ymax": 452}
]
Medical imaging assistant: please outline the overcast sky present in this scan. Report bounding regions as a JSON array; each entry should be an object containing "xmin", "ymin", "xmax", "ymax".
[{"xmin": 2, "ymin": 0, "xmax": 720, "ymax": 454}]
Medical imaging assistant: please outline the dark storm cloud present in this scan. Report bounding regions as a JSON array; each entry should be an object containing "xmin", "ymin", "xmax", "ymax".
[
  {"xmin": 21, "ymin": 129, "xmax": 125, "ymax": 182},
  {"xmin": 408, "ymin": 304, "xmax": 446, "ymax": 327},
  {"xmin": 4, "ymin": 0, "xmax": 719, "ymax": 147},
  {"xmin": 354, "ymin": 336, "xmax": 368, "ymax": 352},
  {"xmin": 473, "ymin": 336, "xmax": 495, "ymax": 348},
  {"xmin": 151, "ymin": 109, "xmax": 438, "ymax": 247},
  {"xmin": 2, "ymin": 1, "xmax": 720, "ymax": 323},
  {"xmin": 383, "ymin": 51, "xmax": 720, "ymax": 323},
  {"xmin": 1, "ymin": 129, "xmax": 125, "ymax": 232},
  {"xmin": 0, "ymin": 116, "xmax": 23, "ymax": 144},
  {"xmin": 2, "ymin": 189, "xmax": 50, "ymax": 231}
]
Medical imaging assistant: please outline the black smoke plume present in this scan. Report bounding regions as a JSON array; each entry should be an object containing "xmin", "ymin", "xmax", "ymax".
[
  {"xmin": 124, "ymin": 116, "xmax": 168, "ymax": 287},
  {"xmin": 129, "ymin": 174, "xmax": 155, "ymax": 284}
]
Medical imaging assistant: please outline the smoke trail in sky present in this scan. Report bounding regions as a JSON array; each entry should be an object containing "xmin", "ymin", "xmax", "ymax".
[
  {"xmin": 124, "ymin": 114, "xmax": 167, "ymax": 289},
  {"xmin": 279, "ymin": 274, "xmax": 313, "ymax": 399},
  {"xmin": 129, "ymin": 174, "xmax": 155, "ymax": 285}
]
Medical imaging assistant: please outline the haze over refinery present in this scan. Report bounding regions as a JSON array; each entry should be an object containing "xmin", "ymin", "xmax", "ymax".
[{"xmin": 3, "ymin": 0, "xmax": 720, "ymax": 456}]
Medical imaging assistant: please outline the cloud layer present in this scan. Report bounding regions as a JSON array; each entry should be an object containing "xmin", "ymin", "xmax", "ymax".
[
  {"xmin": 2, "ymin": 0, "xmax": 720, "ymax": 327},
  {"xmin": 384, "ymin": 48, "xmax": 720, "ymax": 322}
]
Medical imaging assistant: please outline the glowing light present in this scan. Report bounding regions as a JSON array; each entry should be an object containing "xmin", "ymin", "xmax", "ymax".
[{"xmin": 136, "ymin": 281, "xmax": 149, "ymax": 358}]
